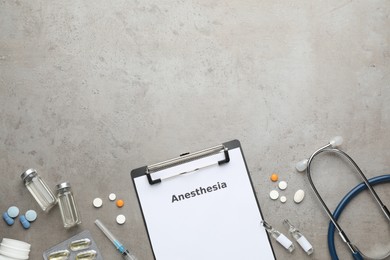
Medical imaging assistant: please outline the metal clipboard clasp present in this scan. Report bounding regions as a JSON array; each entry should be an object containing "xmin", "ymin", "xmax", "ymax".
[{"xmin": 146, "ymin": 144, "xmax": 230, "ymax": 185}]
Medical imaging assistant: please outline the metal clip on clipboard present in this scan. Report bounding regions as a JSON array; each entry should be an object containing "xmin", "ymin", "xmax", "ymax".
[{"xmin": 146, "ymin": 144, "xmax": 230, "ymax": 185}]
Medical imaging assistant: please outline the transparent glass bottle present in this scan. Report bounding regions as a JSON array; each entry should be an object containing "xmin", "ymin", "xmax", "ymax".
[
  {"xmin": 261, "ymin": 220, "xmax": 295, "ymax": 252},
  {"xmin": 21, "ymin": 169, "xmax": 57, "ymax": 212},
  {"xmin": 284, "ymin": 219, "xmax": 313, "ymax": 255},
  {"xmin": 56, "ymin": 182, "xmax": 82, "ymax": 228}
]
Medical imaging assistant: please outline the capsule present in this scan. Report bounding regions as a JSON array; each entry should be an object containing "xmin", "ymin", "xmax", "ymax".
[
  {"xmin": 76, "ymin": 250, "xmax": 97, "ymax": 260},
  {"xmin": 48, "ymin": 249, "xmax": 70, "ymax": 260},
  {"xmin": 2, "ymin": 212, "xmax": 14, "ymax": 226},
  {"xmin": 70, "ymin": 238, "xmax": 92, "ymax": 251},
  {"xmin": 19, "ymin": 215, "xmax": 31, "ymax": 229}
]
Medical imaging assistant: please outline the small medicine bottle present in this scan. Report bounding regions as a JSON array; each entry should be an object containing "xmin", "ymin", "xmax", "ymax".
[
  {"xmin": 21, "ymin": 169, "xmax": 57, "ymax": 212},
  {"xmin": 56, "ymin": 182, "xmax": 82, "ymax": 228}
]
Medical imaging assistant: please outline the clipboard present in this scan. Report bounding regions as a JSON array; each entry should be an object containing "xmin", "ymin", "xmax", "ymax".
[{"xmin": 131, "ymin": 140, "xmax": 276, "ymax": 260}]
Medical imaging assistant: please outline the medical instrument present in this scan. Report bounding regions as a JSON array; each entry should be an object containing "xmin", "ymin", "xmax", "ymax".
[
  {"xmin": 328, "ymin": 174, "xmax": 390, "ymax": 260},
  {"xmin": 95, "ymin": 219, "xmax": 137, "ymax": 260},
  {"xmin": 261, "ymin": 220, "xmax": 295, "ymax": 252},
  {"xmin": 283, "ymin": 219, "xmax": 313, "ymax": 255},
  {"xmin": 296, "ymin": 136, "xmax": 390, "ymax": 260}
]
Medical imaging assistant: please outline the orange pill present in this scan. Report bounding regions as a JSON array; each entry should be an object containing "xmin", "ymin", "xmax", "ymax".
[
  {"xmin": 116, "ymin": 199, "xmax": 124, "ymax": 208},
  {"xmin": 270, "ymin": 173, "xmax": 279, "ymax": 182}
]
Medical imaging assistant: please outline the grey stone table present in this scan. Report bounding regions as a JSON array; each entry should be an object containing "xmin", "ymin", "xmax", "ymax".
[{"xmin": 0, "ymin": 0, "xmax": 389, "ymax": 259}]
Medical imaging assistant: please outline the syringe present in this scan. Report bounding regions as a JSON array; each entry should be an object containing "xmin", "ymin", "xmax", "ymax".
[{"xmin": 95, "ymin": 219, "xmax": 138, "ymax": 260}]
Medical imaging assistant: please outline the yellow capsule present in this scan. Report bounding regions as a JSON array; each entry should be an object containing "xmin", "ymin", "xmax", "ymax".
[
  {"xmin": 48, "ymin": 249, "xmax": 70, "ymax": 260},
  {"xmin": 76, "ymin": 250, "xmax": 97, "ymax": 260},
  {"xmin": 70, "ymin": 238, "xmax": 91, "ymax": 251}
]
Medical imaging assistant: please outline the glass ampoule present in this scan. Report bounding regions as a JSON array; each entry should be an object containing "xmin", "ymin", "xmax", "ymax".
[
  {"xmin": 283, "ymin": 219, "xmax": 313, "ymax": 255},
  {"xmin": 261, "ymin": 220, "xmax": 295, "ymax": 252}
]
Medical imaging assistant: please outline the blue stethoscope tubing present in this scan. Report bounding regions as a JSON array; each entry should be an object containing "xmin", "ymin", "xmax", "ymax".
[{"xmin": 328, "ymin": 174, "xmax": 390, "ymax": 260}]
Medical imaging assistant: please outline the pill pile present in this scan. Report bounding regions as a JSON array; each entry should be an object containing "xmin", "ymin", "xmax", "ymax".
[
  {"xmin": 92, "ymin": 193, "xmax": 127, "ymax": 225},
  {"xmin": 268, "ymin": 173, "xmax": 305, "ymax": 204},
  {"xmin": 2, "ymin": 206, "xmax": 37, "ymax": 229}
]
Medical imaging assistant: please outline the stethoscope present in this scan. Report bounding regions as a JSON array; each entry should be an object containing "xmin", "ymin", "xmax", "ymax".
[{"xmin": 296, "ymin": 136, "xmax": 390, "ymax": 260}]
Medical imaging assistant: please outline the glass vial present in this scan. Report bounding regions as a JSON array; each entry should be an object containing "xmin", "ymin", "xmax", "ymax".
[
  {"xmin": 56, "ymin": 182, "xmax": 82, "ymax": 228},
  {"xmin": 284, "ymin": 219, "xmax": 313, "ymax": 255},
  {"xmin": 261, "ymin": 220, "xmax": 295, "ymax": 252},
  {"xmin": 21, "ymin": 169, "xmax": 57, "ymax": 212}
]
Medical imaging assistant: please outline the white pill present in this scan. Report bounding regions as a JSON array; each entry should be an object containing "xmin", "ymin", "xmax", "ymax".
[
  {"xmin": 7, "ymin": 206, "xmax": 19, "ymax": 218},
  {"xmin": 116, "ymin": 214, "xmax": 126, "ymax": 225},
  {"xmin": 278, "ymin": 181, "xmax": 288, "ymax": 190},
  {"xmin": 269, "ymin": 190, "xmax": 279, "ymax": 200},
  {"xmin": 280, "ymin": 196, "xmax": 287, "ymax": 203},
  {"xmin": 109, "ymin": 193, "xmax": 116, "ymax": 201},
  {"xmin": 93, "ymin": 198, "xmax": 103, "ymax": 208},
  {"xmin": 25, "ymin": 210, "xmax": 37, "ymax": 222},
  {"xmin": 294, "ymin": 189, "xmax": 305, "ymax": 203}
]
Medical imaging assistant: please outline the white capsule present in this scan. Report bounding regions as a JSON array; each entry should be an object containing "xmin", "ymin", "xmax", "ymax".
[
  {"xmin": 294, "ymin": 189, "xmax": 305, "ymax": 203},
  {"xmin": 296, "ymin": 159, "xmax": 308, "ymax": 172},
  {"xmin": 330, "ymin": 136, "xmax": 343, "ymax": 148}
]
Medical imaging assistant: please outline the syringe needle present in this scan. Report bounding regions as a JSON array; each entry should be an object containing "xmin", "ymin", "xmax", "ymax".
[{"xmin": 95, "ymin": 219, "xmax": 138, "ymax": 260}]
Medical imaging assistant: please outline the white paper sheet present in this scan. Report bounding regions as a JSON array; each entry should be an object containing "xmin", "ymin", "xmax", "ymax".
[{"xmin": 134, "ymin": 147, "xmax": 275, "ymax": 260}]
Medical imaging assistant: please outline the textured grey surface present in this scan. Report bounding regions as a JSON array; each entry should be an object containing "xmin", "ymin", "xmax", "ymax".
[{"xmin": 0, "ymin": 0, "xmax": 389, "ymax": 259}]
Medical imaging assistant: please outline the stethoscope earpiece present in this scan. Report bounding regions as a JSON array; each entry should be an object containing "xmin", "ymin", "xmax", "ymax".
[
  {"xmin": 296, "ymin": 136, "xmax": 343, "ymax": 172},
  {"xmin": 295, "ymin": 159, "xmax": 308, "ymax": 172},
  {"xmin": 329, "ymin": 136, "xmax": 343, "ymax": 148}
]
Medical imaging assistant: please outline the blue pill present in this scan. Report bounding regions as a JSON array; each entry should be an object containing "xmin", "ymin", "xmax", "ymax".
[
  {"xmin": 2, "ymin": 212, "xmax": 14, "ymax": 226},
  {"xmin": 25, "ymin": 210, "xmax": 37, "ymax": 222},
  {"xmin": 7, "ymin": 206, "xmax": 19, "ymax": 218},
  {"xmin": 19, "ymin": 215, "xmax": 30, "ymax": 229}
]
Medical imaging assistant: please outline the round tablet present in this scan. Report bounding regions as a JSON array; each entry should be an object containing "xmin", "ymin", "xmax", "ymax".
[
  {"xmin": 108, "ymin": 193, "xmax": 116, "ymax": 201},
  {"xmin": 269, "ymin": 190, "xmax": 279, "ymax": 200},
  {"xmin": 116, "ymin": 199, "xmax": 124, "ymax": 208},
  {"xmin": 116, "ymin": 214, "xmax": 126, "ymax": 225},
  {"xmin": 278, "ymin": 181, "xmax": 288, "ymax": 190},
  {"xmin": 25, "ymin": 210, "xmax": 37, "ymax": 222},
  {"xmin": 7, "ymin": 206, "xmax": 19, "ymax": 218},
  {"xmin": 280, "ymin": 196, "xmax": 287, "ymax": 203},
  {"xmin": 93, "ymin": 198, "xmax": 103, "ymax": 208},
  {"xmin": 270, "ymin": 173, "xmax": 278, "ymax": 182}
]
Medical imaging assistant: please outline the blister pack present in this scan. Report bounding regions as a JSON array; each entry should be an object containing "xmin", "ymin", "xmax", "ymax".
[{"xmin": 43, "ymin": 230, "xmax": 103, "ymax": 260}]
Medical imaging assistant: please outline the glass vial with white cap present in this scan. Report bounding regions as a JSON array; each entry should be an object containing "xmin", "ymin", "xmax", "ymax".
[
  {"xmin": 21, "ymin": 169, "xmax": 57, "ymax": 212},
  {"xmin": 56, "ymin": 182, "xmax": 82, "ymax": 228}
]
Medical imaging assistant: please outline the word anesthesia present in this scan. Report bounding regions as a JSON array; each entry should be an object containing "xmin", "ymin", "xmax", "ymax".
[{"xmin": 171, "ymin": 182, "xmax": 228, "ymax": 203}]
